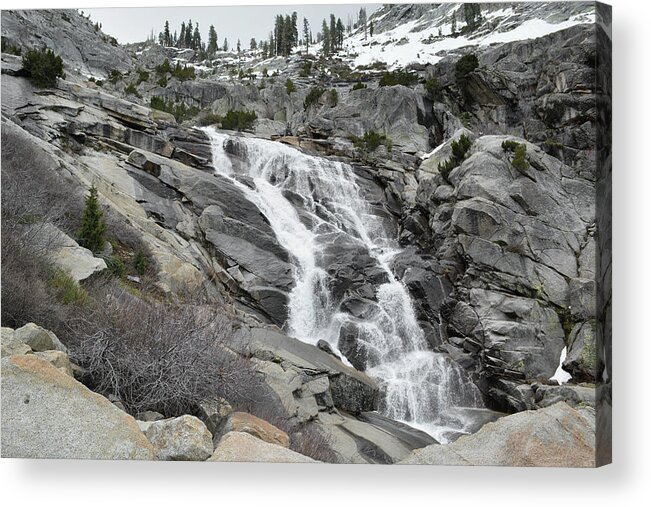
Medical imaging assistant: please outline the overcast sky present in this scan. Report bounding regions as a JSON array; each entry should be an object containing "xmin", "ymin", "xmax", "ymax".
[{"xmin": 86, "ymin": 4, "xmax": 381, "ymax": 47}]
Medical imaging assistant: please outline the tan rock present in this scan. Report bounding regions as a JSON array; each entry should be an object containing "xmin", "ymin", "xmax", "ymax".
[
  {"xmin": 220, "ymin": 412, "xmax": 290, "ymax": 448},
  {"xmin": 34, "ymin": 350, "xmax": 74, "ymax": 377},
  {"xmin": 1, "ymin": 355, "xmax": 155, "ymax": 460},
  {"xmin": 209, "ymin": 432, "xmax": 316, "ymax": 463}
]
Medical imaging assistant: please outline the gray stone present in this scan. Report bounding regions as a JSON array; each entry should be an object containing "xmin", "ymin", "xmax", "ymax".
[
  {"xmin": 14, "ymin": 323, "xmax": 67, "ymax": 354},
  {"xmin": 136, "ymin": 411, "xmax": 165, "ymax": 422},
  {"xmin": 196, "ymin": 397, "xmax": 233, "ymax": 435},
  {"xmin": 1, "ymin": 327, "xmax": 32, "ymax": 357},
  {"xmin": 533, "ymin": 383, "xmax": 596, "ymax": 409},
  {"xmin": 143, "ymin": 415, "xmax": 213, "ymax": 461}
]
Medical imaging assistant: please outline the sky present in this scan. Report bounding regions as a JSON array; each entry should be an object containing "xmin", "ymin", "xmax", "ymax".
[{"xmin": 86, "ymin": 3, "xmax": 381, "ymax": 47}]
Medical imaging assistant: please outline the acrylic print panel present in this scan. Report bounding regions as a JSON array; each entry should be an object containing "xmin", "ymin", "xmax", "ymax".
[{"xmin": 0, "ymin": 2, "xmax": 611, "ymax": 467}]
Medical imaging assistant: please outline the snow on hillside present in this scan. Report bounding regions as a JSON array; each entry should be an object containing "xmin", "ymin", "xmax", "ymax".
[{"xmin": 340, "ymin": 4, "xmax": 595, "ymax": 70}]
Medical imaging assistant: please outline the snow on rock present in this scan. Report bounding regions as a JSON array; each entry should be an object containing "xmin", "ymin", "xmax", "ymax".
[{"xmin": 339, "ymin": 3, "xmax": 595, "ymax": 70}]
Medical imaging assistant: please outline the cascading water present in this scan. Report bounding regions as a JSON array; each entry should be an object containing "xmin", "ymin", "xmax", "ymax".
[{"xmin": 203, "ymin": 127, "xmax": 484, "ymax": 443}]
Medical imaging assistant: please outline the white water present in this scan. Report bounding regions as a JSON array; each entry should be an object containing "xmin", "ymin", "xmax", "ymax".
[{"xmin": 203, "ymin": 127, "xmax": 483, "ymax": 442}]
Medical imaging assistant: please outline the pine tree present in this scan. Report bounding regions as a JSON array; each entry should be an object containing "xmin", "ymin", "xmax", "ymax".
[
  {"xmin": 78, "ymin": 184, "xmax": 107, "ymax": 254},
  {"xmin": 369, "ymin": 20, "xmax": 374, "ymax": 37},
  {"xmin": 283, "ymin": 14, "xmax": 293, "ymax": 55},
  {"xmin": 303, "ymin": 18, "xmax": 310, "ymax": 54},
  {"xmin": 274, "ymin": 15, "xmax": 284, "ymax": 56},
  {"xmin": 223, "ymin": 38, "xmax": 229, "ymax": 52},
  {"xmin": 269, "ymin": 33, "xmax": 275, "ymax": 57},
  {"xmin": 291, "ymin": 11, "xmax": 298, "ymax": 49},
  {"xmin": 250, "ymin": 38, "xmax": 257, "ymax": 51},
  {"xmin": 451, "ymin": 14, "xmax": 457, "ymax": 34},
  {"xmin": 185, "ymin": 20, "xmax": 193, "ymax": 48},
  {"xmin": 163, "ymin": 20, "xmax": 170, "ymax": 46},
  {"xmin": 322, "ymin": 19, "xmax": 330, "ymax": 55},
  {"xmin": 192, "ymin": 24, "xmax": 201, "ymax": 50},
  {"xmin": 207, "ymin": 25, "xmax": 218, "ymax": 54},
  {"xmin": 330, "ymin": 14, "xmax": 336, "ymax": 50},
  {"xmin": 237, "ymin": 39, "xmax": 241, "ymax": 53},
  {"xmin": 464, "ymin": 3, "xmax": 482, "ymax": 30},
  {"xmin": 179, "ymin": 22, "xmax": 186, "ymax": 48},
  {"xmin": 336, "ymin": 18, "xmax": 345, "ymax": 49}
]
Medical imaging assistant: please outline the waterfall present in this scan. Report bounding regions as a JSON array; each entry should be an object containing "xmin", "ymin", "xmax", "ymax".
[{"xmin": 203, "ymin": 128, "xmax": 484, "ymax": 443}]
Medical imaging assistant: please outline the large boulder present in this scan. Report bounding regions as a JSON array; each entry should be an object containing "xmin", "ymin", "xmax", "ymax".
[
  {"xmin": 141, "ymin": 415, "xmax": 213, "ymax": 461},
  {"xmin": 1, "ymin": 355, "xmax": 155, "ymax": 460},
  {"xmin": 209, "ymin": 431, "xmax": 317, "ymax": 463},
  {"xmin": 399, "ymin": 402, "xmax": 596, "ymax": 467},
  {"xmin": 36, "ymin": 223, "xmax": 107, "ymax": 282},
  {"xmin": 13, "ymin": 322, "xmax": 67, "ymax": 353}
]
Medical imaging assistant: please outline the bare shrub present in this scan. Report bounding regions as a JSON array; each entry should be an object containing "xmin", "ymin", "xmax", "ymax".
[
  {"xmin": 67, "ymin": 285, "xmax": 264, "ymax": 417},
  {"xmin": 289, "ymin": 422, "xmax": 339, "ymax": 463},
  {"xmin": 1, "ymin": 125, "xmax": 81, "ymax": 328},
  {"xmin": 229, "ymin": 381, "xmax": 339, "ymax": 463}
]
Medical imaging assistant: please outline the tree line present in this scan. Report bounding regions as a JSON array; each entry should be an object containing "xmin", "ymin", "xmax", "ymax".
[{"xmin": 155, "ymin": 7, "xmax": 375, "ymax": 60}]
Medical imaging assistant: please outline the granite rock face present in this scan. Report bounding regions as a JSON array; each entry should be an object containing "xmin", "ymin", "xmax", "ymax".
[
  {"xmin": 401, "ymin": 134, "xmax": 597, "ymax": 411},
  {"xmin": 1, "ymin": 10, "xmax": 134, "ymax": 78}
]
